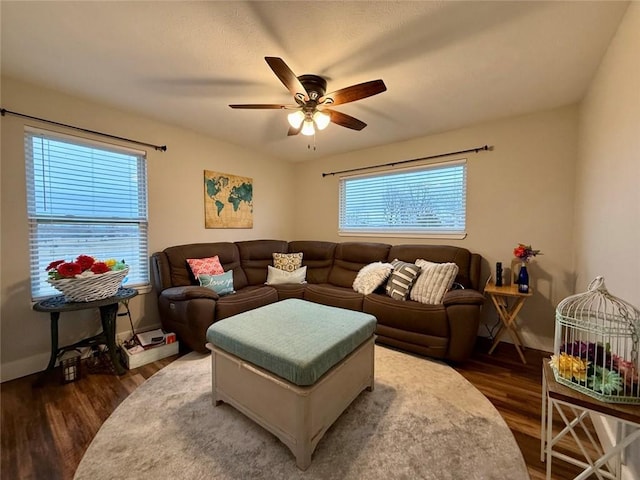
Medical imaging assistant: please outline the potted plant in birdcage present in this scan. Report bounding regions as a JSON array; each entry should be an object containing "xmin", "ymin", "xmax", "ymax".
[{"xmin": 46, "ymin": 255, "xmax": 128, "ymax": 302}]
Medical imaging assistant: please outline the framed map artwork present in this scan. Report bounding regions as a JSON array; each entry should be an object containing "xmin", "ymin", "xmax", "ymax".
[{"xmin": 204, "ymin": 170, "xmax": 253, "ymax": 228}]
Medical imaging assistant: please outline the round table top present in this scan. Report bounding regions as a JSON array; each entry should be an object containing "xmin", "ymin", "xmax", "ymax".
[{"xmin": 33, "ymin": 287, "xmax": 138, "ymax": 312}]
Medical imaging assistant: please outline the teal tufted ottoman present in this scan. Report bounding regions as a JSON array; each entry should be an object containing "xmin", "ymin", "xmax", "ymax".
[{"xmin": 206, "ymin": 298, "xmax": 376, "ymax": 470}]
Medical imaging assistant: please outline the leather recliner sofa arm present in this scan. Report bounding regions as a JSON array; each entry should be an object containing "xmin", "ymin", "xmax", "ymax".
[
  {"xmin": 442, "ymin": 289, "xmax": 485, "ymax": 362},
  {"xmin": 442, "ymin": 289, "xmax": 485, "ymax": 306},
  {"xmin": 160, "ymin": 285, "xmax": 220, "ymax": 301}
]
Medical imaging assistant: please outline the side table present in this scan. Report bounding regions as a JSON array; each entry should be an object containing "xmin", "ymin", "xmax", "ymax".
[
  {"xmin": 33, "ymin": 287, "xmax": 138, "ymax": 385},
  {"xmin": 541, "ymin": 360, "xmax": 640, "ymax": 479},
  {"xmin": 484, "ymin": 282, "xmax": 532, "ymax": 364}
]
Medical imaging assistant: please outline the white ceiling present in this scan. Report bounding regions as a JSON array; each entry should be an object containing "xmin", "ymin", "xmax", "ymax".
[{"xmin": 0, "ymin": 1, "xmax": 629, "ymax": 162}]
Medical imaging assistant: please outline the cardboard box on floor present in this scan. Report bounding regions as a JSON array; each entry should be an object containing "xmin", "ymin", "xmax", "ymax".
[{"xmin": 119, "ymin": 338, "xmax": 179, "ymax": 369}]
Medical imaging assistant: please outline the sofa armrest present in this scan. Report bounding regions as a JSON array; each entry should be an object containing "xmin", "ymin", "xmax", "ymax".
[
  {"xmin": 443, "ymin": 289, "xmax": 485, "ymax": 362},
  {"xmin": 160, "ymin": 286, "xmax": 220, "ymax": 301},
  {"xmin": 442, "ymin": 289, "xmax": 485, "ymax": 306}
]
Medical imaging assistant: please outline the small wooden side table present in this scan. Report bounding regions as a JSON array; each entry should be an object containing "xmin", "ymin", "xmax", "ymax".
[
  {"xmin": 484, "ymin": 282, "xmax": 532, "ymax": 364},
  {"xmin": 541, "ymin": 360, "xmax": 640, "ymax": 479},
  {"xmin": 33, "ymin": 287, "xmax": 138, "ymax": 385}
]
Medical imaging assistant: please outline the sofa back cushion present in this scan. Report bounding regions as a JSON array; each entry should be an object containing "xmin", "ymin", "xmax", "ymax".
[
  {"xmin": 329, "ymin": 242, "xmax": 391, "ymax": 288},
  {"xmin": 387, "ymin": 244, "xmax": 479, "ymax": 290},
  {"xmin": 288, "ymin": 241, "xmax": 337, "ymax": 284},
  {"xmin": 162, "ymin": 242, "xmax": 248, "ymax": 290},
  {"xmin": 236, "ymin": 239, "xmax": 288, "ymax": 285}
]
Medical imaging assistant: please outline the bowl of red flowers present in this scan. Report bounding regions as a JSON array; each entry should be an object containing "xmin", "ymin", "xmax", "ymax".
[{"xmin": 46, "ymin": 255, "xmax": 128, "ymax": 302}]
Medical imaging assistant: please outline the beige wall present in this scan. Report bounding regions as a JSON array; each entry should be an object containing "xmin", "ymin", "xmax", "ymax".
[
  {"xmin": 575, "ymin": 2, "xmax": 639, "ymax": 306},
  {"xmin": 292, "ymin": 106, "xmax": 579, "ymax": 352},
  {"xmin": 0, "ymin": 77, "xmax": 295, "ymax": 381},
  {"xmin": 575, "ymin": 6, "xmax": 639, "ymax": 476}
]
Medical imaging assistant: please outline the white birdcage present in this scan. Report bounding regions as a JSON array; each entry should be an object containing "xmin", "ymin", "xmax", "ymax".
[{"xmin": 552, "ymin": 276, "xmax": 640, "ymax": 404}]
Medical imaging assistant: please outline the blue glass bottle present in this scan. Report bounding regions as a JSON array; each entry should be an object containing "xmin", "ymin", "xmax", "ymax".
[{"xmin": 517, "ymin": 263, "xmax": 529, "ymax": 293}]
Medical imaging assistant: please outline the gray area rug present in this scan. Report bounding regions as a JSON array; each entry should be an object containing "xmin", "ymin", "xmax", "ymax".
[{"xmin": 75, "ymin": 346, "xmax": 529, "ymax": 479}]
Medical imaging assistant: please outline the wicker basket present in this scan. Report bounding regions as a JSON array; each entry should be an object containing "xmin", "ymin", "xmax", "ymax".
[{"xmin": 48, "ymin": 268, "xmax": 129, "ymax": 302}]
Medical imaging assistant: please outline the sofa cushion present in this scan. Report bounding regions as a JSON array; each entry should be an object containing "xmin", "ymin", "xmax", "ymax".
[
  {"xmin": 199, "ymin": 270, "xmax": 235, "ymax": 296},
  {"xmin": 304, "ymin": 284, "xmax": 364, "ymax": 311},
  {"xmin": 163, "ymin": 242, "xmax": 247, "ymax": 288},
  {"xmin": 272, "ymin": 252, "xmax": 303, "ymax": 272},
  {"xmin": 363, "ymin": 293, "xmax": 449, "ymax": 338},
  {"xmin": 388, "ymin": 244, "xmax": 475, "ymax": 289},
  {"xmin": 329, "ymin": 242, "xmax": 391, "ymax": 288},
  {"xmin": 410, "ymin": 260, "xmax": 459, "ymax": 304},
  {"xmin": 352, "ymin": 262, "xmax": 394, "ymax": 295},
  {"xmin": 385, "ymin": 259, "xmax": 420, "ymax": 300},
  {"xmin": 187, "ymin": 255, "xmax": 224, "ymax": 279},
  {"xmin": 236, "ymin": 239, "xmax": 288, "ymax": 285},
  {"xmin": 215, "ymin": 285, "xmax": 278, "ymax": 320},
  {"xmin": 288, "ymin": 241, "xmax": 336, "ymax": 284},
  {"xmin": 265, "ymin": 265, "xmax": 307, "ymax": 285}
]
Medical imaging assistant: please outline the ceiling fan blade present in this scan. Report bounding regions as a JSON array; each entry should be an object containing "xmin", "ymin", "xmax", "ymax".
[
  {"xmin": 265, "ymin": 57, "xmax": 309, "ymax": 101},
  {"xmin": 325, "ymin": 109, "xmax": 367, "ymax": 131},
  {"xmin": 319, "ymin": 80, "xmax": 386, "ymax": 106},
  {"xmin": 229, "ymin": 104, "xmax": 295, "ymax": 109}
]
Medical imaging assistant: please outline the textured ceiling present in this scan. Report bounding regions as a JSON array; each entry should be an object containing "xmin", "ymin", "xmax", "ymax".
[{"xmin": 0, "ymin": 1, "xmax": 629, "ymax": 161}]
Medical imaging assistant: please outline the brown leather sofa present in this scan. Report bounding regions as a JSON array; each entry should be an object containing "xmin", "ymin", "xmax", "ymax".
[{"xmin": 151, "ymin": 240, "xmax": 484, "ymax": 362}]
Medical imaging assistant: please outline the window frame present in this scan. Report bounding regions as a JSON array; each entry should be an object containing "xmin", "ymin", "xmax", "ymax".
[
  {"xmin": 24, "ymin": 126, "xmax": 150, "ymax": 300},
  {"xmin": 338, "ymin": 159, "xmax": 467, "ymax": 239}
]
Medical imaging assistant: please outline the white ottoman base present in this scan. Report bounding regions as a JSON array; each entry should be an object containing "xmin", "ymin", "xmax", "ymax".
[{"xmin": 206, "ymin": 336, "xmax": 375, "ymax": 470}]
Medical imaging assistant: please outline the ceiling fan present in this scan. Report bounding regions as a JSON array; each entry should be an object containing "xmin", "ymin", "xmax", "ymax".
[{"xmin": 229, "ymin": 57, "xmax": 386, "ymax": 137}]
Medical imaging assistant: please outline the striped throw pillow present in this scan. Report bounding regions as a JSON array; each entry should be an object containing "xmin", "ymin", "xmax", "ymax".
[
  {"xmin": 409, "ymin": 259, "xmax": 459, "ymax": 304},
  {"xmin": 385, "ymin": 259, "xmax": 421, "ymax": 301}
]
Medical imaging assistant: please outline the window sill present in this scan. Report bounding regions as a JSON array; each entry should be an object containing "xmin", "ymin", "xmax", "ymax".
[{"xmin": 338, "ymin": 231, "xmax": 467, "ymax": 240}]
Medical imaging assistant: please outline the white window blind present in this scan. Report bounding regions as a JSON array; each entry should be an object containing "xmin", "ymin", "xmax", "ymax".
[
  {"xmin": 339, "ymin": 160, "xmax": 467, "ymax": 237},
  {"xmin": 25, "ymin": 128, "xmax": 149, "ymax": 299}
]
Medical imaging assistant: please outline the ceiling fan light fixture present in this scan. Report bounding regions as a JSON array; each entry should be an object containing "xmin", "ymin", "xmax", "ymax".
[
  {"xmin": 287, "ymin": 110, "xmax": 305, "ymax": 128},
  {"xmin": 313, "ymin": 110, "xmax": 330, "ymax": 130},
  {"xmin": 301, "ymin": 119, "xmax": 315, "ymax": 136}
]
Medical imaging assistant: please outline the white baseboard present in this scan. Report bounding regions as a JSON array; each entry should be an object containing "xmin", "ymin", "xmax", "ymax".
[
  {"xmin": 0, "ymin": 323, "xmax": 163, "ymax": 383},
  {"xmin": 1, "ymin": 352, "xmax": 51, "ymax": 383}
]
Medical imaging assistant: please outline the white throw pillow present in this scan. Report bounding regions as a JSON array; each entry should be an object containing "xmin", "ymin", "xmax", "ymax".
[
  {"xmin": 265, "ymin": 265, "xmax": 307, "ymax": 285},
  {"xmin": 409, "ymin": 259, "xmax": 459, "ymax": 304},
  {"xmin": 352, "ymin": 262, "xmax": 394, "ymax": 295}
]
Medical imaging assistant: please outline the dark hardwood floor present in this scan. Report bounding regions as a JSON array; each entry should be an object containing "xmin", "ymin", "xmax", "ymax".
[{"xmin": 2, "ymin": 340, "xmax": 601, "ymax": 480}]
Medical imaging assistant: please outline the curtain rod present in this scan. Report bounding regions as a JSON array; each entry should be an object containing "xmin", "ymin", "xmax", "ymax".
[
  {"xmin": 322, "ymin": 144, "xmax": 492, "ymax": 177},
  {"xmin": 1, "ymin": 108, "xmax": 167, "ymax": 152}
]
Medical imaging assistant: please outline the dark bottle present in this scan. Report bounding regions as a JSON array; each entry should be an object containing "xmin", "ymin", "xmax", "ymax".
[
  {"xmin": 517, "ymin": 264, "xmax": 529, "ymax": 293},
  {"xmin": 495, "ymin": 262, "xmax": 503, "ymax": 287}
]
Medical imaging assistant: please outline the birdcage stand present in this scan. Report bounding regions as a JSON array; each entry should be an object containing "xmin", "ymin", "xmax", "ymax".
[{"xmin": 541, "ymin": 360, "xmax": 640, "ymax": 480}]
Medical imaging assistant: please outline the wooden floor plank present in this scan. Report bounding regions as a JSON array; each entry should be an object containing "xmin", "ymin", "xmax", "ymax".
[{"xmin": 1, "ymin": 341, "xmax": 611, "ymax": 479}]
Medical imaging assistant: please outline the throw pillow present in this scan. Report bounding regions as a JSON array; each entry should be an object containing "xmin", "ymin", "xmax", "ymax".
[
  {"xmin": 409, "ymin": 259, "xmax": 459, "ymax": 304},
  {"xmin": 265, "ymin": 265, "xmax": 307, "ymax": 285},
  {"xmin": 272, "ymin": 252, "xmax": 303, "ymax": 272},
  {"xmin": 385, "ymin": 259, "xmax": 421, "ymax": 301},
  {"xmin": 353, "ymin": 262, "xmax": 394, "ymax": 295},
  {"xmin": 187, "ymin": 255, "xmax": 224, "ymax": 279},
  {"xmin": 199, "ymin": 270, "xmax": 235, "ymax": 296}
]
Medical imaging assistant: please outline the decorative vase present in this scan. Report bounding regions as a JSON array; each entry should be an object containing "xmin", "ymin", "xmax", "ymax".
[{"xmin": 517, "ymin": 262, "xmax": 529, "ymax": 293}]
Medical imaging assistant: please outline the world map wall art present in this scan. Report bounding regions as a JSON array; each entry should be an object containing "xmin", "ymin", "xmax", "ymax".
[{"xmin": 204, "ymin": 170, "xmax": 253, "ymax": 228}]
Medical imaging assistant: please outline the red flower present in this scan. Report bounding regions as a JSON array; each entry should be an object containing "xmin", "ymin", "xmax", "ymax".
[
  {"xmin": 46, "ymin": 260, "xmax": 65, "ymax": 271},
  {"xmin": 56, "ymin": 262, "xmax": 82, "ymax": 278},
  {"xmin": 90, "ymin": 262, "xmax": 110, "ymax": 274},
  {"xmin": 76, "ymin": 255, "xmax": 95, "ymax": 271},
  {"xmin": 513, "ymin": 246, "xmax": 527, "ymax": 258}
]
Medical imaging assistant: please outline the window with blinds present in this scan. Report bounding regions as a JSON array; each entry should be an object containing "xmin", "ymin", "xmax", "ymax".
[
  {"xmin": 339, "ymin": 160, "xmax": 467, "ymax": 237},
  {"xmin": 25, "ymin": 127, "xmax": 149, "ymax": 299}
]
